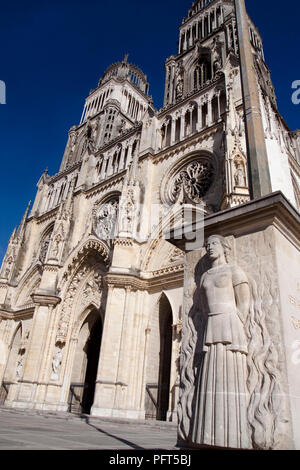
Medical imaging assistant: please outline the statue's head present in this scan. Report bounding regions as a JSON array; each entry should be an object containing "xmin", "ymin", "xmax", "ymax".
[{"xmin": 205, "ymin": 235, "xmax": 230, "ymax": 262}]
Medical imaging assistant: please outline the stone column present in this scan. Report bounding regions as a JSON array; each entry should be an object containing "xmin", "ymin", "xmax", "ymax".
[
  {"xmin": 171, "ymin": 117, "xmax": 176, "ymax": 145},
  {"xmin": 127, "ymin": 143, "xmax": 133, "ymax": 165},
  {"xmin": 189, "ymin": 109, "xmax": 193, "ymax": 134},
  {"xmin": 207, "ymin": 98, "xmax": 213, "ymax": 126},
  {"xmin": 183, "ymin": 31, "xmax": 187, "ymax": 52},
  {"xmin": 197, "ymin": 104, "xmax": 202, "ymax": 131},
  {"xmin": 91, "ymin": 283, "xmax": 125, "ymax": 418},
  {"xmin": 11, "ymin": 293, "xmax": 60, "ymax": 408},
  {"xmin": 119, "ymin": 147, "xmax": 126, "ymax": 170},
  {"xmin": 180, "ymin": 114, "xmax": 185, "ymax": 140},
  {"xmin": 217, "ymin": 91, "xmax": 221, "ymax": 120}
]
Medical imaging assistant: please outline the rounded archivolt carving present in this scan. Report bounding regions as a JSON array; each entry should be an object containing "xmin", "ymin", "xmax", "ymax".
[
  {"xmin": 93, "ymin": 198, "xmax": 119, "ymax": 241},
  {"xmin": 163, "ymin": 156, "xmax": 215, "ymax": 205}
]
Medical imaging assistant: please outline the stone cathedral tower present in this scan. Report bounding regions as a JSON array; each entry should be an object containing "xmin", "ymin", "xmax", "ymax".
[{"xmin": 0, "ymin": 0, "xmax": 299, "ymax": 425}]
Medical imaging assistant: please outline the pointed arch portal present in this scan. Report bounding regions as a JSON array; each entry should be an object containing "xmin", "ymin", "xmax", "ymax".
[
  {"xmin": 69, "ymin": 309, "xmax": 103, "ymax": 414},
  {"xmin": 145, "ymin": 294, "xmax": 173, "ymax": 421}
]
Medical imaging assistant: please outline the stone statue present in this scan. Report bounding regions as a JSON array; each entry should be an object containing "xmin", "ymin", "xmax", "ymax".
[
  {"xmin": 178, "ymin": 235, "xmax": 285, "ymax": 450},
  {"xmin": 51, "ymin": 348, "xmax": 62, "ymax": 380},
  {"xmin": 16, "ymin": 355, "xmax": 24, "ymax": 379},
  {"xmin": 50, "ymin": 233, "xmax": 63, "ymax": 259},
  {"xmin": 175, "ymin": 62, "xmax": 184, "ymax": 99},
  {"xmin": 234, "ymin": 165, "xmax": 246, "ymax": 187},
  {"xmin": 120, "ymin": 189, "xmax": 135, "ymax": 234},
  {"xmin": 192, "ymin": 235, "xmax": 251, "ymax": 448}
]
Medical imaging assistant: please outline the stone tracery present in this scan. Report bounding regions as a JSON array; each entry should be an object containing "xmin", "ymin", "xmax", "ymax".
[{"xmin": 171, "ymin": 159, "xmax": 215, "ymax": 203}]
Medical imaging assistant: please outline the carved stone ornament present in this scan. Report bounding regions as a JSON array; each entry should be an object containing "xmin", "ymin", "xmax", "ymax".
[
  {"xmin": 51, "ymin": 347, "xmax": 63, "ymax": 381},
  {"xmin": 171, "ymin": 160, "xmax": 214, "ymax": 204},
  {"xmin": 16, "ymin": 353, "xmax": 24, "ymax": 379},
  {"xmin": 178, "ymin": 235, "xmax": 286, "ymax": 450},
  {"xmin": 56, "ymin": 264, "xmax": 103, "ymax": 344},
  {"xmin": 94, "ymin": 199, "xmax": 119, "ymax": 241}
]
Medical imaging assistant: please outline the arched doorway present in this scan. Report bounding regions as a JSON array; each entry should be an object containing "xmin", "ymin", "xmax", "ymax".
[
  {"xmin": 145, "ymin": 294, "xmax": 173, "ymax": 421},
  {"xmin": 1, "ymin": 325, "xmax": 22, "ymax": 405},
  {"xmin": 69, "ymin": 310, "xmax": 102, "ymax": 414}
]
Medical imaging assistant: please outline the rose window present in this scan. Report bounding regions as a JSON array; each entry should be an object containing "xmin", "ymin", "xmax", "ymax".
[{"xmin": 171, "ymin": 160, "xmax": 214, "ymax": 203}]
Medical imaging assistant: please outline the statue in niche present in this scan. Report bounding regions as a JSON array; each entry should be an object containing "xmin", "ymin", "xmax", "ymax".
[
  {"xmin": 175, "ymin": 62, "xmax": 184, "ymax": 99},
  {"xmin": 83, "ymin": 119, "xmax": 96, "ymax": 155},
  {"xmin": 117, "ymin": 118, "xmax": 126, "ymax": 135},
  {"xmin": 234, "ymin": 162, "xmax": 246, "ymax": 187},
  {"xmin": 178, "ymin": 235, "xmax": 285, "ymax": 450},
  {"xmin": 51, "ymin": 348, "xmax": 63, "ymax": 381},
  {"xmin": 16, "ymin": 353, "xmax": 24, "ymax": 379},
  {"xmin": 4, "ymin": 256, "xmax": 14, "ymax": 279},
  {"xmin": 120, "ymin": 189, "xmax": 136, "ymax": 234},
  {"xmin": 50, "ymin": 233, "xmax": 63, "ymax": 259},
  {"xmin": 212, "ymin": 37, "xmax": 223, "ymax": 76}
]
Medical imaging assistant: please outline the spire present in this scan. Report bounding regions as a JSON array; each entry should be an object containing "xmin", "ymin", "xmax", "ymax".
[{"xmin": 17, "ymin": 201, "xmax": 31, "ymax": 236}]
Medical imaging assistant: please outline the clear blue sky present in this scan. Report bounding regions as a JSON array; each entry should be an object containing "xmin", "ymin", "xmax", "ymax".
[{"xmin": 0, "ymin": 0, "xmax": 299, "ymax": 264}]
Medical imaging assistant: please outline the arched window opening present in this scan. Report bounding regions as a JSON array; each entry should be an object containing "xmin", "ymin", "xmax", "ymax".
[
  {"xmin": 175, "ymin": 117, "xmax": 181, "ymax": 143},
  {"xmin": 192, "ymin": 106, "xmax": 198, "ymax": 133},
  {"xmin": 202, "ymin": 103, "xmax": 208, "ymax": 128},
  {"xmin": 219, "ymin": 90, "xmax": 227, "ymax": 116},
  {"xmin": 212, "ymin": 95, "xmax": 219, "ymax": 122},
  {"xmin": 39, "ymin": 225, "xmax": 54, "ymax": 263}
]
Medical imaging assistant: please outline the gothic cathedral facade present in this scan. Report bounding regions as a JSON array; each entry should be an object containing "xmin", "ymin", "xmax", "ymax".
[{"xmin": 0, "ymin": 0, "xmax": 299, "ymax": 421}]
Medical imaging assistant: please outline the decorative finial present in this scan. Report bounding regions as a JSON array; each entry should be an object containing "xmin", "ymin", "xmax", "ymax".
[
  {"xmin": 123, "ymin": 53, "xmax": 129, "ymax": 63},
  {"xmin": 44, "ymin": 167, "xmax": 48, "ymax": 174}
]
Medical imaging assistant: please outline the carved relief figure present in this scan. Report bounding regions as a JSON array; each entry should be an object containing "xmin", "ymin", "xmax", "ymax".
[
  {"xmin": 4, "ymin": 256, "xmax": 14, "ymax": 279},
  {"xmin": 40, "ymin": 238, "xmax": 50, "ymax": 263},
  {"xmin": 16, "ymin": 354, "xmax": 24, "ymax": 379},
  {"xmin": 178, "ymin": 235, "xmax": 285, "ymax": 450},
  {"xmin": 95, "ymin": 200, "xmax": 119, "ymax": 240},
  {"xmin": 175, "ymin": 62, "xmax": 184, "ymax": 99},
  {"xmin": 83, "ymin": 119, "xmax": 96, "ymax": 155},
  {"xmin": 120, "ymin": 189, "xmax": 136, "ymax": 233},
  {"xmin": 50, "ymin": 233, "xmax": 63, "ymax": 259},
  {"xmin": 212, "ymin": 37, "xmax": 223, "ymax": 76},
  {"xmin": 51, "ymin": 348, "xmax": 63, "ymax": 380}
]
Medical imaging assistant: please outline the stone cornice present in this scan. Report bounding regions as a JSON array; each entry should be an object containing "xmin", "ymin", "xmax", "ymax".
[
  {"xmin": 103, "ymin": 265, "xmax": 184, "ymax": 293},
  {"xmin": 31, "ymin": 292, "xmax": 61, "ymax": 306},
  {"xmin": 30, "ymin": 207, "xmax": 58, "ymax": 226},
  {"xmin": 84, "ymin": 174, "xmax": 124, "ymax": 199},
  {"xmin": 168, "ymin": 191, "xmax": 300, "ymax": 251},
  {"xmin": 0, "ymin": 306, "xmax": 34, "ymax": 320},
  {"xmin": 48, "ymin": 162, "xmax": 81, "ymax": 185}
]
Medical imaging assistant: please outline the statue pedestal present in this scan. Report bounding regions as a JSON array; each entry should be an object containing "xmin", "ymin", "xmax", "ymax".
[{"xmin": 170, "ymin": 192, "xmax": 300, "ymax": 450}]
